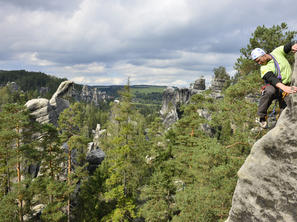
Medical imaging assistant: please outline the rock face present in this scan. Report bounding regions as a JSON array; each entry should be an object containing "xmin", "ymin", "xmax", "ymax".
[
  {"xmin": 86, "ymin": 143, "xmax": 105, "ymax": 173},
  {"xmin": 160, "ymin": 76, "xmax": 227, "ymax": 128},
  {"xmin": 210, "ymin": 78, "xmax": 226, "ymax": 91},
  {"xmin": 226, "ymin": 53, "xmax": 297, "ymax": 222},
  {"xmin": 160, "ymin": 86, "xmax": 202, "ymax": 128},
  {"xmin": 79, "ymin": 85, "xmax": 107, "ymax": 106},
  {"xmin": 25, "ymin": 80, "xmax": 74, "ymax": 125},
  {"xmin": 87, "ymin": 124, "xmax": 106, "ymax": 173},
  {"xmin": 191, "ymin": 77, "xmax": 206, "ymax": 90}
]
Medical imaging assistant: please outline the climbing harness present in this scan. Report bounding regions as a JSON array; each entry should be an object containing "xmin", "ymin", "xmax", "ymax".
[{"xmin": 269, "ymin": 54, "xmax": 282, "ymax": 80}]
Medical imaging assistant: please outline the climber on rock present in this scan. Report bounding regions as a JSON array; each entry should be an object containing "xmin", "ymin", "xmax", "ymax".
[{"xmin": 251, "ymin": 40, "xmax": 297, "ymax": 128}]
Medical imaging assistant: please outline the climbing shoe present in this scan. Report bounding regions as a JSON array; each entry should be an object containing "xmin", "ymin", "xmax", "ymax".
[{"xmin": 259, "ymin": 117, "xmax": 268, "ymax": 129}]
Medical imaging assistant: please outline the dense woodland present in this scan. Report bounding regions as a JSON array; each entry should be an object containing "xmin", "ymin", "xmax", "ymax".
[{"xmin": 0, "ymin": 23, "xmax": 296, "ymax": 221}]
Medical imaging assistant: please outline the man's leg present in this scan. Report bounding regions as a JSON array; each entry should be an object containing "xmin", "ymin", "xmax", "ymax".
[{"xmin": 258, "ymin": 84, "xmax": 277, "ymax": 120}]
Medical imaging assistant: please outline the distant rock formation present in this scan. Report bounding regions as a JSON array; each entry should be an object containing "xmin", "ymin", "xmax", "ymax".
[
  {"xmin": 226, "ymin": 53, "xmax": 297, "ymax": 222},
  {"xmin": 6, "ymin": 81, "xmax": 21, "ymax": 91},
  {"xmin": 87, "ymin": 124, "xmax": 106, "ymax": 173},
  {"xmin": 160, "ymin": 76, "xmax": 226, "ymax": 128},
  {"xmin": 208, "ymin": 77, "xmax": 227, "ymax": 99},
  {"xmin": 67, "ymin": 84, "xmax": 110, "ymax": 106},
  {"xmin": 160, "ymin": 86, "xmax": 201, "ymax": 128},
  {"xmin": 25, "ymin": 80, "xmax": 74, "ymax": 125},
  {"xmin": 190, "ymin": 77, "xmax": 206, "ymax": 90},
  {"xmin": 210, "ymin": 78, "xmax": 226, "ymax": 91},
  {"xmin": 79, "ymin": 85, "xmax": 107, "ymax": 105}
]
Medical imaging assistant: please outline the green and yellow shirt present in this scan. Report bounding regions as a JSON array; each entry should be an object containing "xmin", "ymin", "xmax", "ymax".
[{"xmin": 260, "ymin": 46, "xmax": 292, "ymax": 85}]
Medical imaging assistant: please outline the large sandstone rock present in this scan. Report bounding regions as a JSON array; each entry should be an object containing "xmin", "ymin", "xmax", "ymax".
[
  {"xmin": 25, "ymin": 80, "xmax": 73, "ymax": 125},
  {"xmin": 226, "ymin": 53, "xmax": 297, "ymax": 222}
]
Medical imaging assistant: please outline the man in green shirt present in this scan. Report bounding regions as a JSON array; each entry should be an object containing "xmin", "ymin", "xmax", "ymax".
[{"xmin": 251, "ymin": 41, "xmax": 297, "ymax": 128}]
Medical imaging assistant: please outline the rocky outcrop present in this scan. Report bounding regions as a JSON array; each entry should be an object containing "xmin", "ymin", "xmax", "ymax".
[
  {"xmin": 226, "ymin": 53, "xmax": 297, "ymax": 222},
  {"xmin": 6, "ymin": 81, "xmax": 21, "ymax": 91},
  {"xmin": 208, "ymin": 77, "xmax": 227, "ymax": 99},
  {"xmin": 87, "ymin": 143, "xmax": 105, "ymax": 173},
  {"xmin": 25, "ymin": 80, "xmax": 74, "ymax": 125},
  {"xmin": 210, "ymin": 78, "xmax": 226, "ymax": 91},
  {"xmin": 190, "ymin": 77, "xmax": 206, "ymax": 90},
  {"xmin": 79, "ymin": 85, "xmax": 107, "ymax": 106},
  {"xmin": 87, "ymin": 124, "xmax": 106, "ymax": 173},
  {"xmin": 160, "ymin": 76, "xmax": 225, "ymax": 128},
  {"xmin": 160, "ymin": 86, "xmax": 202, "ymax": 128},
  {"xmin": 69, "ymin": 85, "xmax": 110, "ymax": 106}
]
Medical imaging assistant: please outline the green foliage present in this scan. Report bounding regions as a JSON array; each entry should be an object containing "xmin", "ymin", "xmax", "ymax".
[
  {"xmin": 84, "ymin": 103, "xmax": 109, "ymax": 137},
  {"xmin": 130, "ymin": 86, "xmax": 166, "ymax": 94},
  {"xmin": 144, "ymin": 66, "xmax": 265, "ymax": 221},
  {"xmin": 0, "ymin": 192, "xmax": 18, "ymax": 221},
  {"xmin": 213, "ymin": 66, "xmax": 231, "ymax": 90},
  {"xmin": 213, "ymin": 66, "xmax": 230, "ymax": 80},
  {"xmin": 29, "ymin": 123, "xmax": 69, "ymax": 221},
  {"xmin": 0, "ymin": 70, "xmax": 67, "ymax": 97},
  {"xmin": 58, "ymin": 102, "xmax": 91, "ymax": 221},
  {"xmin": 100, "ymin": 84, "xmax": 148, "ymax": 221},
  {"xmin": 0, "ymin": 103, "xmax": 39, "ymax": 221},
  {"xmin": 76, "ymin": 83, "xmax": 150, "ymax": 221},
  {"xmin": 0, "ymin": 85, "xmax": 28, "ymax": 105},
  {"xmin": 171, "ymin": 138, "xmax": 238, "ymax": 222}
]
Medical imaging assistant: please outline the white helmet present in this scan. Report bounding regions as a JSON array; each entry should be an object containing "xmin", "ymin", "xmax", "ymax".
[{"xmin": 251, "ymin": 48, "xmax": 266, "ymax": 60}]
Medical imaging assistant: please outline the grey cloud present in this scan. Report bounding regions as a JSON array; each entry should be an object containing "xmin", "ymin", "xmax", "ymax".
[
  {"xmin": 0, "ymin": 0, "xmax": 296, "ymax": 86},
  {"xmin": 0, "ymin": 0, "xmax": 82, "ymax": 12}
]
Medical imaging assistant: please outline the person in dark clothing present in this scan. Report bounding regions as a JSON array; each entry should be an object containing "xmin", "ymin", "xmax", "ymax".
[{"xmin": 251, "ymin": 41, "xmax": 297, "ymax": 128}]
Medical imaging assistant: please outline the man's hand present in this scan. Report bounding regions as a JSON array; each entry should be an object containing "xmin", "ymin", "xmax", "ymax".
[
  {"xmin": 292, "ymin": 43, "xmax": 297, "ymax": 53},
  {"xmin": 276, "ymin": 83, "xmax": 297, "ymax": 94}
]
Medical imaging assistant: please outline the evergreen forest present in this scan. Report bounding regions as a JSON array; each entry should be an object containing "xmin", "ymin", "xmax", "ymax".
[{"xmin": 0, "ymin": 23, "xmax": 296, "ymax": 222}]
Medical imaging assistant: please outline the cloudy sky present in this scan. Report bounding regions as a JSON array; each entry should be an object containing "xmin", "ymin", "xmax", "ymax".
[{"xmin": 0, "ymin": 0, "xmax": 296, "ymax": 87}]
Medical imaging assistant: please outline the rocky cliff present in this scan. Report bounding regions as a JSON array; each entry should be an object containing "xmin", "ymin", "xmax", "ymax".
[
  {"xmin": 25, "ymin": 81, "xmax": 73, "ymax": 125},
  {"xmin": 76, "ymin": 85, "xmax": 108, "ymax": 106},
  {"xmin": 25, "ymin": 81, "xmax": 105, "ymax": 175},
  {"xmin": 160, "ymin": 76, "xmax": 225, "ymax": 128},
  {"xmin": 226, "ymin": 53, "xmax": 297, "ymax": 222},
  {"xmin": 160, "ymin": 77, "xmax": 205, "ymax": 128}
]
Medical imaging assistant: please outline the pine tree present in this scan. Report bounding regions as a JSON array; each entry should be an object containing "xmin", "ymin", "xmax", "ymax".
[
  {"xmin": 58, "ymin": 102, "xmax": 90, "ymax": 222},
  {"xmin": 98, "ymin": 83, "xmax": 148, "ymax": 221},
  {"xmin": 138, "ymin": 117, "xmax": 178, "ymax": 222},
  {"xmin": 0, "ymin": 103, "xmax": 38, "ymax": 221},
  {"xmin": 29, "ymin": 123, "xmax": 69, "ymax": 221}
]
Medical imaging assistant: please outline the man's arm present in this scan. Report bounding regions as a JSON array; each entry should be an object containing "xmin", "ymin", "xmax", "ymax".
[
  {"xmin": 263, "ymin": 72, "xmax": 297, "ymax": 94},
  {"xmin": 284, "ymin": 40, "xmax": 297, "ymax": 53},
  {"xmin": 276, "ymin": 82, "xmax": 297, "ymax": 94},
  {"xmin": 262, "ymin": 72, "xmax": 281, "ymax": 86}
]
